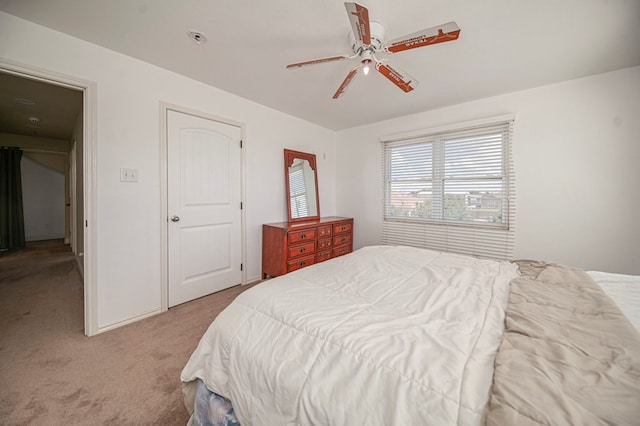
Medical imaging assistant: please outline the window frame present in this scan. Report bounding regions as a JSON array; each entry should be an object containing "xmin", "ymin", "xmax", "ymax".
[{"xmin": 379, "ymin": 115, "xmax": 515, "ymax": 260}]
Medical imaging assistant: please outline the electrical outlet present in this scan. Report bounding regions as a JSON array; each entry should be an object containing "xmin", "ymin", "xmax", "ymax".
[{"xmin": 120, "ymin": 168, "xmax": 139, "ymax": 182}]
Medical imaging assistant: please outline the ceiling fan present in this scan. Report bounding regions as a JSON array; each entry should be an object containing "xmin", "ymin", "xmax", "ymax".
[{"xmin": 286, "ymin": 2, "xmax": 461, "ymax": 99}]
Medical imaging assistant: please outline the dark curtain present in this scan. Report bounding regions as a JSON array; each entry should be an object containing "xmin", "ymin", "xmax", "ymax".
[{"xmin": 0, "ymin": 147, "xmax": 26, "ymax": 251}]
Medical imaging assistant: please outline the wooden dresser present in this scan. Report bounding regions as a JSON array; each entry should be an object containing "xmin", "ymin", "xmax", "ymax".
[{"xmin": 262, "ymin": 216, "xmax": 354, "ymax": 278}]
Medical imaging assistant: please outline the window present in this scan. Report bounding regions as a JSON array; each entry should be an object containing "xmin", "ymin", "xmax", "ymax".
[{"xmin": 381, "ymin": 116, "xmax": 515, "ymax": 260}]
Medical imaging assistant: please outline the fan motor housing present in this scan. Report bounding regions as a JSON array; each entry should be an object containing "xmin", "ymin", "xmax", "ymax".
[{"xmin": 350, "ymin": 21, "xmax": 385, "ymax": 53}]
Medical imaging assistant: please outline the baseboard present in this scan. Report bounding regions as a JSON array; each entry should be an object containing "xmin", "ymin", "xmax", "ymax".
[
  {"xmin": 75, "ymin": 254, "xmax": 84, "ymax": 279},
  {"xmin": 246, "ymin": 275, "xmax": 262, "ymax": 285},
  {"xmin": 95, "ymin": 308, "xmax": 163, "ymax": 335},
  {"xmin": 26, "ymin": 235, "xmax": 66, "ymax": 242}
]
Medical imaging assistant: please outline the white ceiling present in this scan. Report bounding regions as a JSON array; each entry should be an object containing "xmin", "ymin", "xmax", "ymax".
[{"xmin": 1, "ymin": 0, "xmax": 639, "ymax": 131}]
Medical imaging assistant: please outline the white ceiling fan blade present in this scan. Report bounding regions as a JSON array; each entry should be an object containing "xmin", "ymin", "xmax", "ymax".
[
  {"xmin": 375, "ymin": 62, "xmax": 419, "ymax": 93},
  {"xmin": 332, "ymin": 67, "xmax": 359, "ymax": 99},
  {"xmin": 286, "ymin": 54, "xmax": 352, "ymax": 69},
  {"xmin": 344, "ymin": 2, "xmax": 371, "ymax": 46},
  {"xmin": 382, "ymin": 22, "xmax": 461, "ymax": 54}
]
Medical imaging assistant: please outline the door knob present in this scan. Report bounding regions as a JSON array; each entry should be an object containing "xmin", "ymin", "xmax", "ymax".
[{"xmin": 170, "ymin": 215, "xmax": 180, "ymax": 222}]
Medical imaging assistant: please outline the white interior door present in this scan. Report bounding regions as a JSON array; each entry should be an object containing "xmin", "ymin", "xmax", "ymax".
[{"xmin": 167, "ymin": 110, "xmax": 242, "ymax": 307}]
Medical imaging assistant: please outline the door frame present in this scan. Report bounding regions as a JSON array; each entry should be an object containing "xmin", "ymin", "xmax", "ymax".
[
  {"xmin": 159, "ymin": 103, "xmax": 247, "ymax": 311},
  {"xmin": 69, "ymin": 140, "xmax": 77, "ymax": 252},
  {"xmin": 0, "ymin": 59, "xmax": 98, "ymax": 336}
]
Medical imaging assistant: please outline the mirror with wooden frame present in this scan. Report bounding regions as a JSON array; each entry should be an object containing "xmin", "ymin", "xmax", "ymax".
[{"xmin": 284, "ymin": 149, "xmax": 320, "ymax": 223}]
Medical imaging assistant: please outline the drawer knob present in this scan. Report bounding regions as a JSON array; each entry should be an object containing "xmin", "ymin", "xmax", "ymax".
[
  {"xmin": 300, "ymin": 247, "xmax": 305, "ymax": 253},
  {"xmin": 300, "ymin": 261, "xmax": 306, "ymax": 267},
  {"xmin": 301, "ymin": 234, "xmax": 306, "ymax": 240}
]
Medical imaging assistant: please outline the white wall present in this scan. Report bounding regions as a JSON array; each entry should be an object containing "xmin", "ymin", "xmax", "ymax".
[
  {"xmin": 337, "ymin": 66, "xmax": 640, "ymax": 275},
  {"xmin": 0, "ymin": 12, "xmax": 336, "ymax": 330},
  {"xmin": 21, "ymin": 155, "xmax": 66, "ymax": 241}
]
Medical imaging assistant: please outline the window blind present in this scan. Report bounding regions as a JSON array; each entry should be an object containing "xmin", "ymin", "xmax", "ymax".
[{"xmin": 381, "ymin": 117, "xmax": 515, "ymax": 260}]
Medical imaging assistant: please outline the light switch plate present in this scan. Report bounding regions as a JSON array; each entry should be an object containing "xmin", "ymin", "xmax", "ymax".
[{"xmin": 120, "ymin": 168, "xmax": 139, "ymax": 182}]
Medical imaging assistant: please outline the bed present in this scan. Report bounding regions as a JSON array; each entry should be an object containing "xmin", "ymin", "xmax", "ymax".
[{"xmin": 180, "ymin": 245, "xmax": 640, "ymax": 425}]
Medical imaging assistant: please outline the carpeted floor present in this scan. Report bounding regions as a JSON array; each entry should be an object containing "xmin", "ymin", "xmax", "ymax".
[{"xmin": 0, "ymin": 240, "xmax": 256, "ymax": 425}]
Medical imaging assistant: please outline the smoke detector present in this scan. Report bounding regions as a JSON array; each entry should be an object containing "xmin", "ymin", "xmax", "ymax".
[{"xmin": 187, "ymin": 30, "xmax": 207, "ymax": 45}]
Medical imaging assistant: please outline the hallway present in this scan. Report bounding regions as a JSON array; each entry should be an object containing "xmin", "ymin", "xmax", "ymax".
[{"xmin": 0, "ymin": 239, "xmax": 83, "ymax": 337}]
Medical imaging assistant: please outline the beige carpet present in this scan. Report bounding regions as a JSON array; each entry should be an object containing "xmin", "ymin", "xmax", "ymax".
[{"xmin": 0, "ymin": 240, "xmax": 256, "ymax": 425}]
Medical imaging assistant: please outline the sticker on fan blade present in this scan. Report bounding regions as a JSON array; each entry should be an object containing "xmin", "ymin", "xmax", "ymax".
[
  {"xmin": 286, "ymin": 55, "xmax": 349, "ymax": 69},
  {"xmin": 345, "ymin": 2, "xmax": 371, "ymax": 45},
  {"xmin": 384, "ymin": 24, "xmax": 460, "ymax": 53},
  {"xmin": 376, "ymin": 63, "xmax": 415, "ymax": 93},
  {"xmin": 332, "ymin": 69, "xmax": 358, "ymax": 99}
]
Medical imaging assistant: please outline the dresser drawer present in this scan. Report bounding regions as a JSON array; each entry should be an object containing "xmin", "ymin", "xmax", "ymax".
[
  {"xmin": 333, "ymin": 234, "xmax": 351, "ymax": 247},
  {"xmin": 333, "ymin": 223, "xmax": 352, "ymax": 234},
  {"xmin": 288, "ymin": 229, "xmax": 316, "ymax": 244},
  {"xmin": 332, "ymin": 245, "xmax": 351, "ymax": 257},
  {"xmin": 317, "ymin": 238, "xmax": 332, "ymax": 250},
  {"xmin": 318, "ymin": 225, "xmax": 332, "ymax": 238},
  {"xmin": 287, "ymin": 255, "xmax": 315, "ymax": 272},
  {"xmin": 288, "ymin": 241, "xmax": 316, "ymax": 259},
  {"xmin": 316, "ymin": 250, "xmax": 332, "ymax": 262}
]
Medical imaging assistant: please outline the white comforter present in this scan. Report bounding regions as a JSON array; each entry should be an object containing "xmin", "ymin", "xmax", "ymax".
[{"xmin": 181, "ymin": 245, "xmax": 519, "ymax": 425}]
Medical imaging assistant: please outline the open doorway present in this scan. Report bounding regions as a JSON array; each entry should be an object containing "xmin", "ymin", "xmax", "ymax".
[{"xmin": 0, "ymin": 68, "xmax": 92, "ymax": 334}]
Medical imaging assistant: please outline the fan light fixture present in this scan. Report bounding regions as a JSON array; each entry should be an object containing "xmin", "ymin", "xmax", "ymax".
[{"xmin": 361, "ymin": 51, "xmax": 373, "ymax": 75}]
